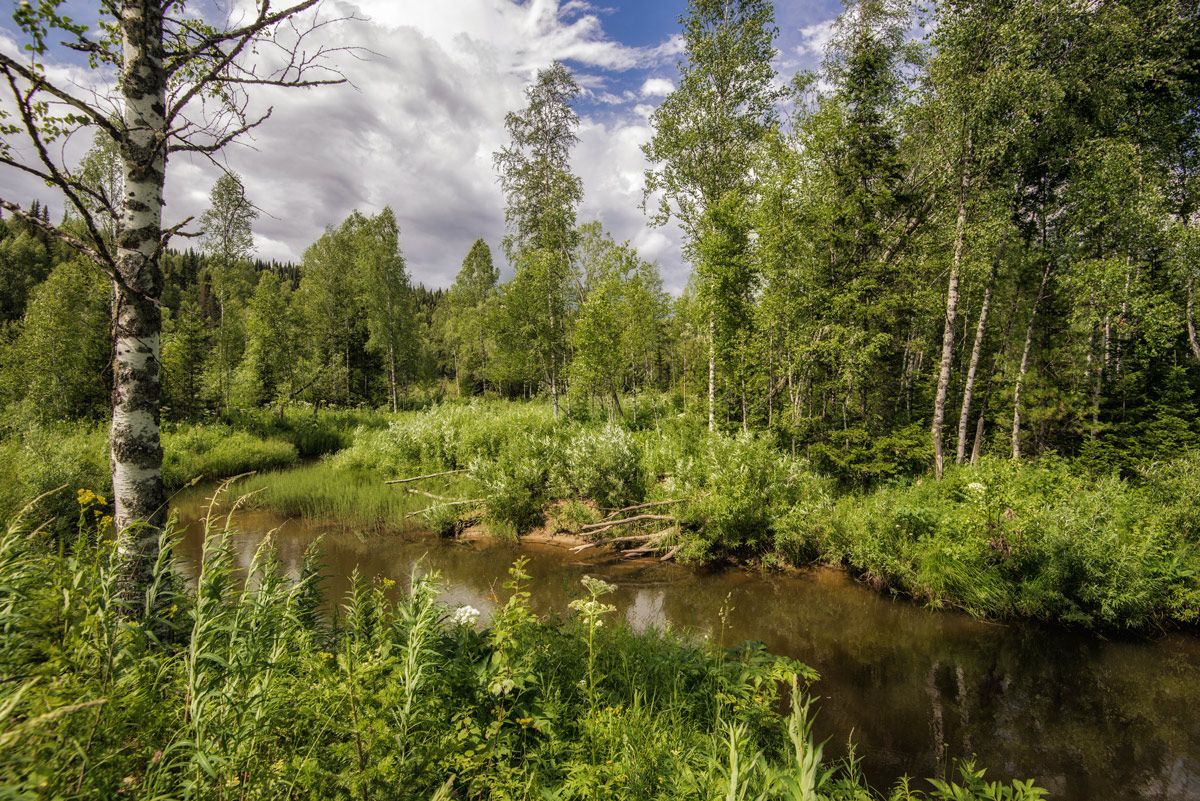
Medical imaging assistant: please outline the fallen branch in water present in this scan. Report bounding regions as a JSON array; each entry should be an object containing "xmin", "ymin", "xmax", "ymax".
[
  {"xmin": 659, "ymin": 544, "xmax": 682, "ymax": 561},
  {"xmin": 384, "ymin": 469, "xmax": 468, "ymax": 485},
  {"xmin": 570, "ymin": 528, "xmax": 675, "ymax": 553}
]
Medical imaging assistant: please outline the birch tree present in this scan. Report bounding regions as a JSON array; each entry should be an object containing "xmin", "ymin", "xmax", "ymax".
[
  {"xmin": 0, "ymin": 0, "xmax": 355, "ymax": 603},
  {"xmin": 643, "ymin": 0, "xmax": 780, "ymax": 431},
  {"xmin": 493, "ymin": 62, "xmax": 582, "ymax": 417}
]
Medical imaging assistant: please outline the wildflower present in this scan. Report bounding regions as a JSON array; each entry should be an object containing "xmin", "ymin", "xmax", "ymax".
[
  {"xmin": 967, "ymin": 482, "xmax": 986, "ymax": 494},
  {"xmin": 450, "ymin": 605, "xmax": 481, "ymax": 627},
  {"xmin": 580, "ymin": 575, "xmax": 617, "ymax": 597},
  {"xmin": 318, "ymin": 651, "xmax": 333, "ymax": 661}
]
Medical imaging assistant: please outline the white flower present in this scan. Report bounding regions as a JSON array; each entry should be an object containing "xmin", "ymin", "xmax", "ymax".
[
  {"xmin": 450, "ymin": 605, "xmax": 480, "ymax": 627},
  {"xmin": 967, "ymin": 482, "xmax": 987, "ymax": 494}
]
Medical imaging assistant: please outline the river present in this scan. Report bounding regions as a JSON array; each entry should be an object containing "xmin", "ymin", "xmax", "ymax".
[{"xmin": 172, "ymin": 487, "xmax": 1200, "ymax": 801}]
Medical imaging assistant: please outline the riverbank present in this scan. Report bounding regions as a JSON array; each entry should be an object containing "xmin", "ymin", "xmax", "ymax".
[
  {"xmin": 5, "ymin": 399, "xmax": 1199, "ymax": 629},
  {"xmin": 165, "ymin": 492, "xmax": 1200, "ymax": 801},
  {"xmin": 1, "ymin": 501, "xmax": 1051, "ymax": 801},
  {"xmin": 227, "ymin": 400, "xmax": 1200, "ymax": 630}
]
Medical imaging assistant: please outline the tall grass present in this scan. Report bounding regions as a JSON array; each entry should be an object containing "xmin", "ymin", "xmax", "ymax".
[
  {"xmin": 229, "ymin": 462, "xmax": 480, "ymax": 533},
  {"xmin": 0, "ymin": 505, "xmax": 1045, "ymax": 800}
]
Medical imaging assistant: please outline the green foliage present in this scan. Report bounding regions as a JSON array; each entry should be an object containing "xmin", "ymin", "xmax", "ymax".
[
  {"xmin": 0, "ymin": 258, "xmax": 110, "ymax": 425},
  {"xmin": 562, "ymin": 424, "xmax": 646, "ymax": 510},
  {"xmin": 161, "ymin": 425, "xmax": 298, "ymax": 488},
  {"xmin": 814, "ymin": 457, "xmax": 1200, "ymax": 627},
  {"xmin": 0, "ymin": 508, "xmax": 1043, "ymax": 800}
]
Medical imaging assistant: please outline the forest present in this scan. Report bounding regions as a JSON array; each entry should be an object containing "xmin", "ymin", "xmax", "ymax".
[{"xmin": 1, "ymin": 0, "xmax": 1198, "ymax": 798}]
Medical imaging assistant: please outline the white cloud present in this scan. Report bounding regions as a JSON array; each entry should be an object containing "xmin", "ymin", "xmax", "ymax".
[
  {"xmin": 639, "ymin": 77, "xmax": 674, "ymax": 97},
  {"xmin": 796, "ymin": 18, "xmax": 837, "ymax": 57},
  {"xmin": 1, "ymin": 1, "xmax": 687, "ymax": 291}
]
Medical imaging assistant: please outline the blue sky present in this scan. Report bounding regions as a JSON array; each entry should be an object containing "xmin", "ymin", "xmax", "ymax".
[{"xmin": 0, "ymin": 0, "xmax": 848, "ymax": 291}]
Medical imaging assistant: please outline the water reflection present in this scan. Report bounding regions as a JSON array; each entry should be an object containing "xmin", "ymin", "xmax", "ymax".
[{"xmin": 173, "ymin": 491, "xmax": 1200, "ymax": 801}]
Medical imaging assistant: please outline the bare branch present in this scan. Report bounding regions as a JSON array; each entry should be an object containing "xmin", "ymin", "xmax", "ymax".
[{"xmin": 0, "ymin": 54, "xmax": 122, "ymax": 141}]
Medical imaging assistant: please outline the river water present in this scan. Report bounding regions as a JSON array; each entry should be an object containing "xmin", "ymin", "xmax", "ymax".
[{"xmin": 172, "ymin": 490, "xmax": 1200, "ymax": 801}]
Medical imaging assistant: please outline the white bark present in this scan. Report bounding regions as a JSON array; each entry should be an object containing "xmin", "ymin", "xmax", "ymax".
[
  {"xmin": 112, "ymin": 0, "xmax": 168, "ymax": 602},
  {"xmin": 933, "ymin": 170, "xmax": 969, "ymax": 479},
  {"xmin": 956, "ymin": 262, "xmax": 994, "ymax": 465},
  {"xmin": 1012, "ymin": 263, "xmax": 1051, "ymax": 460}
]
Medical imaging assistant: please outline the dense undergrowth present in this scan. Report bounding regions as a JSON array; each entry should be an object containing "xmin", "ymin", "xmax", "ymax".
[
  {"xmin": 5, "ymin": 398, "xmax": 1198, "ymax": 629},
  {"xmin": 239, "ymin": 399, "xmax": 1200, "ymax": 629},
  {"xmin": 0, "ymin": 500, "xmax": 1044, "ymax": 800}
]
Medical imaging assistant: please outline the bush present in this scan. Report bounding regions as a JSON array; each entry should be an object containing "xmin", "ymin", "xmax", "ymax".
[
  {"xmin": 669, "ymin": 433, "xmax": 816, "ymax": 559},
  {"xmin": 561, "ymin": 424, "xmax": 645, "ymax": 509},
  {"xmin": 818, "ymin": 457, "xmax": 1200, "ymax": 627}
]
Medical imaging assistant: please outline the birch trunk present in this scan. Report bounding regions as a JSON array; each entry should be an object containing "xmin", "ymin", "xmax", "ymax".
[
  {"xmin": 1012, "ymin": 263, "xmax": 1051, "ymax": 460},
  {"xmin": 707, "ymin": 315, "xmax": 716, "ymax": 433},
  {"xmin": 113, "ymin": 0, "xmax": 167, "ymax": 603},
  {"xmin": 955, "ymin": 260, "xmax": 994, "ymax": 464},
  {"xmin": 932, "ymin": 169, "xmax": 969, "ymax": 479},
  {"xmin": 387, "ymin": 344, "xmax": 398, "ymax": 413},
  {"xmin": 1187, "ymin": 276, "xmax": 1200, "ymax": 363}
]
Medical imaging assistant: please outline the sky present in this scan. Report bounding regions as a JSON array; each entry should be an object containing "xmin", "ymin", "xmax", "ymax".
[{"xmin": 0, "ymin": 0, "xmax": 847, "ymax": 293}]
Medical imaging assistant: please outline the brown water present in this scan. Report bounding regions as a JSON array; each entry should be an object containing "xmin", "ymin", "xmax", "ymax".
[{"xmin": 173, "ymin": 489, "xmax": 1200, "ymax": 801}]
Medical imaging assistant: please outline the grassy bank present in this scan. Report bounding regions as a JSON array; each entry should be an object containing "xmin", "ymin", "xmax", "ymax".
[
  {"xmin": 0, "ymin": 505, "xmax": 1043, "ymax": 800},
  {"xmin": 5, "ymin": 399, "xmax": 1198, "ymax": 629},
  {"xmin": 240, "ymin": 399, "xmax": 1200, "ymax": 630},
  {"xmin": 0, "ymin": 408, "xmax": 388, "ymax": 535}
]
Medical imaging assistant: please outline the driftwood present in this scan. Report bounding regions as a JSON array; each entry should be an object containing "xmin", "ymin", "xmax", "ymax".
[
  {"xmin": 384, "ymin": 469, "xmax": 468, "ymax": 485},
  {"xmin": 659, "ymin": 544, "xmax": 682, "ymax": 561},
  {"xmin": 405, "ymin": 487, "xmax": 458, "ymax": 502},
  {"xmin": 570, "ymin": 528, "xmax": 676, "ymax": 555}
]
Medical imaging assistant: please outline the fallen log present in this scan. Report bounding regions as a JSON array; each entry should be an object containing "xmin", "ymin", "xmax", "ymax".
[
  {"xmin": 659, "ymin": 544, "xmax": 682, "ymax": 561},
  {"xmin": 569, "ymin": 529, "xmax": 674, "ymax": 553},
  {"xmin": 406, "ymin": 487, "xmax": 458, "ymax": 502},
  {"xmin": 384, "ymin": 469, "xmax": 468, "ymax": 485}
]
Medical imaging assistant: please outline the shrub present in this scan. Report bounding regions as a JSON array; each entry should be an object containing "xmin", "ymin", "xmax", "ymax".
[{"xmin": 561, "ymin": 424, "xmax": 645, "ymax": 509}]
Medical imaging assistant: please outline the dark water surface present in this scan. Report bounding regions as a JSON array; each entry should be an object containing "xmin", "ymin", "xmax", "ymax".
[{"xmin": 173, "ymin": 488, "xmax": 1200, "ymax": 801}]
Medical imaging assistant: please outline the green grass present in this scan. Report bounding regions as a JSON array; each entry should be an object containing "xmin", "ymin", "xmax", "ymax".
[
  {"xmin": 162, "ymin": 424, "xmax": 298, "ymax": 487},
  {"xmin": 0, "ymin": 505, "xmax": 1044, "ymax": 801},
  {"xmin": 232, "ymin": 462, "xmax": 465, "ymax": 532}
]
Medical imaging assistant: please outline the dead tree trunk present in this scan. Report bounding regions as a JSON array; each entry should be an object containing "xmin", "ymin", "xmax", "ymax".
[{"xmin": 1187, "ymin": 275, "xmax": 1200, "ymax": 364}]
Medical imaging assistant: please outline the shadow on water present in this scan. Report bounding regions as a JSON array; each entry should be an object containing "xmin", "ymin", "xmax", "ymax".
[{"xmin": 172, "ymin": 486, "xmax": 1200, "ymax": 801}]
